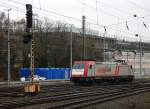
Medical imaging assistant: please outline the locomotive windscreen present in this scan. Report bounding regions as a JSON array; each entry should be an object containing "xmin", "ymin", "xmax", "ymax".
[{"xmin": 73, "ymin": 63, "xmax": 84, "ymax": 69}]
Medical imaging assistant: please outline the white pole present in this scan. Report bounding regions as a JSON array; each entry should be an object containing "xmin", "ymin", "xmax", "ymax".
[
  {"xmin": 6, "ymin": 9, "xmax": 11, "ymax": 83},
  {"xmin": 103, "ymin": 27, "xmax": 107, "ymax": 62},
  {"xmin": 133, "ymin": 14, "xmax": 142, "ymax": 78},
  {"xmin": 139, "ymin": 35, "xmax": 142, "ymax": 77},
  {"xmin": 134, "ymin": 53, "xmax": 136, "ymax": 73},
  {"xmin": 70, "ymin": 25, "xmax": 73, "ymax": 71}
]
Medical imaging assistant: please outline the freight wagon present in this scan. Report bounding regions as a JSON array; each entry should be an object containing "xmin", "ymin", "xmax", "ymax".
[{"xmin": 71, "ymin": 60, "xmax": 134, "ymax": 83}]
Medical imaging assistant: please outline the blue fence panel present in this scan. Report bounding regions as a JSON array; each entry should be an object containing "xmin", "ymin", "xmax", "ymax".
[
  {"xmin": 20, "ymin": 68, "xmax": 71, "ymax": 80},
  {"xmin": 52, "ymin": 68, "xmax": 61, "ymax": 79},
  {"xmin": 35, "ymin": 68, "xmax": 48, "ymax": 79},
  {"xmin": 20, "ymin": 68, "xmax": 30, "ymax": 78},
  {"xmin": 47, "ymin": 68, "xmax": 52, "ymax": 79},
  {"xmin": 60, "ymin": 68, "xmax": 65, "ymax": 79},
  {"xmin": 64, "ymin": 68, "xmax": 71, "ymax": 79}
]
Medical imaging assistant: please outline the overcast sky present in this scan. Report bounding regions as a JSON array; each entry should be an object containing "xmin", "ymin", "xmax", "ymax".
[{"xmin": 1, "ymin": 0, "xmax": 150, "ymax": 42}]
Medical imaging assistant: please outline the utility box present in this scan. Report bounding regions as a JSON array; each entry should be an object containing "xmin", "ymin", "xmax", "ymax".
[{"xmin": 24, "ymin": 83, "xmax": 40, "ymax": 93}]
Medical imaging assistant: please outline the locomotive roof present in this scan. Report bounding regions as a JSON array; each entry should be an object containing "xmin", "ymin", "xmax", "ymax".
[
  {"xmin": 96, "ymin": 62, "xmax": 117, "ymax": 64},
  {"xmin": 96, "ymin": 61, "xmax": 128, "ymax": 65}
]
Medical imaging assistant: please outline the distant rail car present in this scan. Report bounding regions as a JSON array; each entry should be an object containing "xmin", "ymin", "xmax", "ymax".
[{"xmin": 71, "ymin": 60, "xmax": 134, "ymax": 83}]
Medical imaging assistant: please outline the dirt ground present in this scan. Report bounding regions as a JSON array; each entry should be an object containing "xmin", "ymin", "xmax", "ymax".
[
  {"xmin": 17, "ymin": 91, "xmax": 150, "ymax": 109},
  {"xmin": 83, "ymin": 91, "xmax": 150, "ymax": 109}
]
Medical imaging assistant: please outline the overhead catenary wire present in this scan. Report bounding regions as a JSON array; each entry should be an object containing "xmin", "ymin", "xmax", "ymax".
[
  {"xmin": 1, "ymin": 0, "xmax": 149, "ymax": 41},
  {"xmin": 82, "ymin": 0, "xmax": 85, "ymax": 16},
  {"xmin": 95, "ymin": 0, "xmax": 99, "ymax": 24},
  {"xmin": 38, "ymin": 0, "xmax": 42, "ymax": 9},
  {"xmin": 85, "ymin": 0, "xmax": 132, "ymax": 17},
  {"xmin": 8, "ymin": 0, "xmax": 82, "ymax": 22},
  {"xmin": 74, "ymin": 0, "xmax": 150, "ymax": 30},
  {"xmin": 74, "ymin": 0, "xmax": 125, "ymax": 19},
  {"xmin": 0, "ymin": 1, "xmax": 82, "ymax": 23},
  {"xmin": 7, "ymin": 0, "xmax": 150, "ymax": 29},
  {"xmin": 0, "ymin": 2, "xmax": 25, "ymax": 13},
  {"xmin": 92, "ymin": 0, "xmax": 150, "ymax": 28},
  {"xmin": 0, "ymin": 1, "xmax": 117, "ymax": 28},
  {"xmin": 105, "ymin": 14, "xmax": 150, "ymax": 29},
  {"xmin": 0, "ymin": 7, "xmax": 141, "ymax": 38},
  {"xmin": 0, "ymin": 3, "xmax": 60, "ymax": 24},
  {"xmin": 0, "ymin": 8, "xmax": 147, "ymax": 43},
  {"xmin": 92, "ymin": 0, "xmax": 133, "ymax": 16},
  {"xmin": 125, "ymin": 0, "xmax": 150, "ymax": 14},
  {"xmin": 0, "ymin": 1, "xmax": 148, "ymax": 42},
  {"xmin": 91, "ymin": 0, "xmax": 150, "ymax": 31}
]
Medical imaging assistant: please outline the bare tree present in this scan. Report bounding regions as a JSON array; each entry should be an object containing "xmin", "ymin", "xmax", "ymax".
[{"xmin": 0, "ymin": 12, "xmax": 6, "ymax": 30}]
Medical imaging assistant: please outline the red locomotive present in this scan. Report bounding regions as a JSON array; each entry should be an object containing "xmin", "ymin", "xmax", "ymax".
[{"xmin": 71, "ymin": 60, "xmax": 134, "ymax": 83}]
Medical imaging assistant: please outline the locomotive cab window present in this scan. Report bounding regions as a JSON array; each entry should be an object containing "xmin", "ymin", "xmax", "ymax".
[{"xmin": 73, "ymin": 63, "xmax": 85, "ymax": 69}]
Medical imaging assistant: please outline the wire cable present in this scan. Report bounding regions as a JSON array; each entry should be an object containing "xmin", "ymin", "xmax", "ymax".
[
  {"xmin": 93, "ymin": 0, "xmax": 133, "ymax": 16},
  {"xmin": 8, "ymin": 0, "xmax": 149, "ymax": 29},
  {"xmin": 2, "ymin": 0, "xmax": 149, "ymax": 39},
  {"xmin": 0, "ymin": 3, "xmax": 25, "ymax": 13},
  {"xmin": 125, "ymin": 0, "xmax": 150, "ymax": 14},
  {"xmin": 8, "ymin": 0, "xmax": 82, "ymax": 22},
  {"xmin": 95, "ymin": 0, "xmax": 99, "ymax": 24},
  {"xmin": 74, "ymin": 0, "xmax": 125, "ymax": 19}
]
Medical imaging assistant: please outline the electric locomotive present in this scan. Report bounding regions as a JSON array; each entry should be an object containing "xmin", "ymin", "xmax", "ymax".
[{"xmin": 71, "ymin": 60, "xmax": 134, "ymax": 83}]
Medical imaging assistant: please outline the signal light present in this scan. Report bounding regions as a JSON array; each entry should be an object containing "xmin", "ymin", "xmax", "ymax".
[
  {"xmin": 23, "ymin": 33, "xmax": 32, "ymax": 44},
  {"xmin": 26, "ymin": 4, "xmax": 32, "ymax": 29}
]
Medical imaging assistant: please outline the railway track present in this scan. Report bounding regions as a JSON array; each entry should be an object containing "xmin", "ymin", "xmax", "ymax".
[
  {"xmin": 0, "ymin": 81, "xmax": 150, "ymax": 109},
  {"xmin": 0, "ymin": 79, "xmax": 150, "ymax": 109},
  {"xmin": 46, "ymin": 86, "xmax": 150, "ymax": 109}
]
